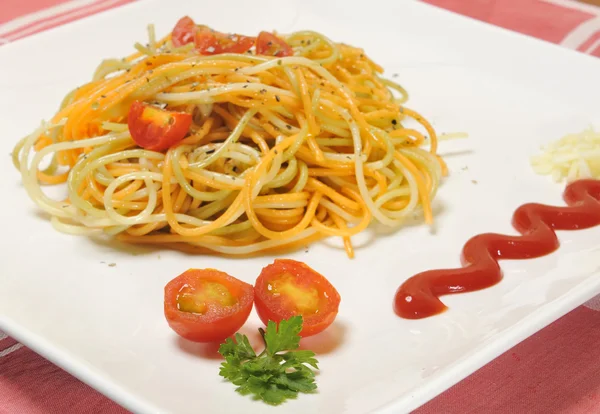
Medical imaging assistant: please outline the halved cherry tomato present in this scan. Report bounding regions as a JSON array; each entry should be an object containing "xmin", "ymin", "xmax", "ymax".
[
  {"xmin": 195, "ymin": 29, "xmax": 255, "ymax": 55},
  {"xmin": 171, "ymin": 16, "xmax": 254, "ymax": 54},
  {"xmin": 171, "ymin": 16, "xmax": 197, "ymax": 47},
  {"xmin": 164, "ymin": 269, "xmax": 254, "ymax": 343},
  {"xmin": 256, "ymin": 31, "xmax": 293, "ymax": 57},
  {"xmin": 127, "ymin": 101, "xmax": 192, "ymax": 151},
  {"xmin": 254, "ymin": 259, "xmax": 340, "ymax": 337}
]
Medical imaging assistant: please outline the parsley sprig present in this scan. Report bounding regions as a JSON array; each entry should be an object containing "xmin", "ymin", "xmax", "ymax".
[{"xmin": 218, "ymin": 316, "xmax": 319, "ymax": 405}]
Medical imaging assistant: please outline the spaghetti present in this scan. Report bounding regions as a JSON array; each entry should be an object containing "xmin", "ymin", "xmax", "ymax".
[{"xmin": 13, "ymin": 18, "xmax": 446, "ymax": 258}]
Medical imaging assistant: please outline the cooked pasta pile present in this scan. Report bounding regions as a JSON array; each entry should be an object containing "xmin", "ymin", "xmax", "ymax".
[{"xmin": 13, "ymin": 19, "xmax": 446, "ymax": 257}]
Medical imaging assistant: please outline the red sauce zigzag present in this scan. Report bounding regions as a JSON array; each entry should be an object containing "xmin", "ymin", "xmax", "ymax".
[{"xmin": 394, "ymin": 179, "xmax": 600, "ymax": 319}]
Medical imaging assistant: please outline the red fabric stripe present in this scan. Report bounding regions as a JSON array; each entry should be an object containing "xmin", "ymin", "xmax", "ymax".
[
  {"xmin": 414, "ymin": 306, "xmax": 600, "ymax": 413},
  {"xmin": 423, "ymin": 0, "xmax": 594, "ymax": 44},
  {"xmin": 0, "ymin": 337, "xmax": 19, "ymax": 353},
  {"xmin": 576, "ymin": 30, "xmax": 600, "ymax": 51},
  {"xmin": 0, "ymin": 0, "xmax": 73, "ymax": 25},
  {"xmin": 0, "ymin": 346, "xmax": 129, "ymax": 414},
  {"xmin": 3, "ymin": 0, "xmax": 136, "ymax": 41}
]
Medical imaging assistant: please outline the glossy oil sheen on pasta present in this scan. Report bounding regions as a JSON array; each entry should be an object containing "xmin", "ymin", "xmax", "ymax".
[{"xmin": 12, "ymin": 23, "xmax": 445, "ymax": 257}]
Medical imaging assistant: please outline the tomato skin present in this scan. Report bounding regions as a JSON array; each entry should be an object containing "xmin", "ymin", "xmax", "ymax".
[
  {"xmin": 193, "ymin": 30, "xmax": 220, "ymax": 55},
  {"xmin": 195, "ymin": 29, "xmax": 255, "ymax": 55},
  {"xmin": 256, "ymin": 31, "xmax": 293, "ymax": 57},
  {"xmin": 254, "ymin": 259, "xmax": 340, "ymax": 337},
  {"xmin": 164, "ymin": 269, "xmax": 254, "ymax": 343},
  {"xmin": 127, "ymin": 101, "xmax": 192, "ymax": 152},
  {"xmin": 171, "ymin": 16, "xmax": 197, "ymax": 47},
  {"xmin": 171, "ymin": 16, "xmax": 257, "ymax": 55}
]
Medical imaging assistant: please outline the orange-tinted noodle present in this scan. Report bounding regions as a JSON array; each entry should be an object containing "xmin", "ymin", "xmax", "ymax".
[{"xmin": 13, "ymin": 23, "xmax": 446, "ymax": 257}]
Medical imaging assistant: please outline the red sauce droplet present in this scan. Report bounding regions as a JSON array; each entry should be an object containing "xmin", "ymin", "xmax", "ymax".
[{"xmin": 394, "ymin": 179, "xmax": 600, "ymax": 319}]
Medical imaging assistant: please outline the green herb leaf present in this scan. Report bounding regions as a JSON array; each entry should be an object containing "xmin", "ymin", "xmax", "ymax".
[
  {"xmin": 264, "ymin": 315, "xmax": 303, "ymax": 355},
  {"xmin": 282, "ymin": 350, "xmax": 319, "ymax": 370},
  {"xmin": 272, "ymin": 371, "xmax": 317, "ymax": 393},
  {"xmin": 218, "ymin": 316, "xmax": 318, "ymax": 405}
]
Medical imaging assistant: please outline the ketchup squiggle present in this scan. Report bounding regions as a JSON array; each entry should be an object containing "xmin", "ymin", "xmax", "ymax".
[{"xmin": 394, "ymin": 179, "xmax": 600, "ymax": 319}]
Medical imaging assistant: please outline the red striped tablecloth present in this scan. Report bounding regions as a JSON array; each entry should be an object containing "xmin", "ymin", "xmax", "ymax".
[{"xmin": 2, "ymin": 1, "xmax": 600, "ymax": 412}]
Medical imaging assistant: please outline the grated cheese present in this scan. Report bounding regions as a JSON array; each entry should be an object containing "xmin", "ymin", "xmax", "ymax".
[{"xmin": 530, "ymin": 127, "xmax": 600, "ymax": 182}]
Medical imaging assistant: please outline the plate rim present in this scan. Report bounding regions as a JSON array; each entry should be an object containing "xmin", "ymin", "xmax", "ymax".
[{"xmin": 377, "ymin": 273, "xmax": 600, "ymax": 412}]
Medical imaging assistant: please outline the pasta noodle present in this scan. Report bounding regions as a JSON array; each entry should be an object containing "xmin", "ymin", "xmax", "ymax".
[{"xmin": 12, "ymin": 21, "xmax": 446, "ymax": 258}]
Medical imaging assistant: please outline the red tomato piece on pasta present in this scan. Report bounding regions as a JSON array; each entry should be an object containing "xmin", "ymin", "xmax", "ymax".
[
  {"xmin": 194, "ymin": 29, "xmax": 255, "ymax": 55},
  {"xmin": 171, "ymin": 16, "xmax": 254, "ymax": 55},
  {"xmin": 127, "ymin": 101, "xmax": 192, "ymax": 151},
  {"xmin": 164, "ymin": 269, "xmax": 254, "ymax": 343},
  {"xmin": 254, "ymin": 259, "xmax": 340, "ymax": 337},
  {"xmin": 171, "ymin": 16, "xmax": 197, "ymax": 47},
  {"xmin": 256, "ymin": 31, "xmax": 293, "ymax": 57}
]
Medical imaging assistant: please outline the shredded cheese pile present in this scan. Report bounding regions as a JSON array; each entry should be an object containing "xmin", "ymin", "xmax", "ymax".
[{"xmin": 530, "ymin": 128, "xmax": 600, "ymax": 182}]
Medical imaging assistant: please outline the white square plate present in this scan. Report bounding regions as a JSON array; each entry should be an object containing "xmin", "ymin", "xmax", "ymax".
[{"xmin": 1, "ymin": 1, "xmax": 600, "ymax": 413}]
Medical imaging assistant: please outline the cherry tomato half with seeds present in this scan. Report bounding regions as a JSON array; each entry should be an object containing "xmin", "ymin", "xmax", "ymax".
[
  {"xmin": 256, "ymin": 31, "xmax": 293, "ymax": 57},
  {"xmin": 164, "ymin": 269, "xmax": 254, "ymax": 343},
  {"xmin": 254, "ymin": 259, "xmax": 340, "ymax": 337},
  {"xmin": 127, "ymin": 101, "xmax": 192, "ymax": 152}
]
